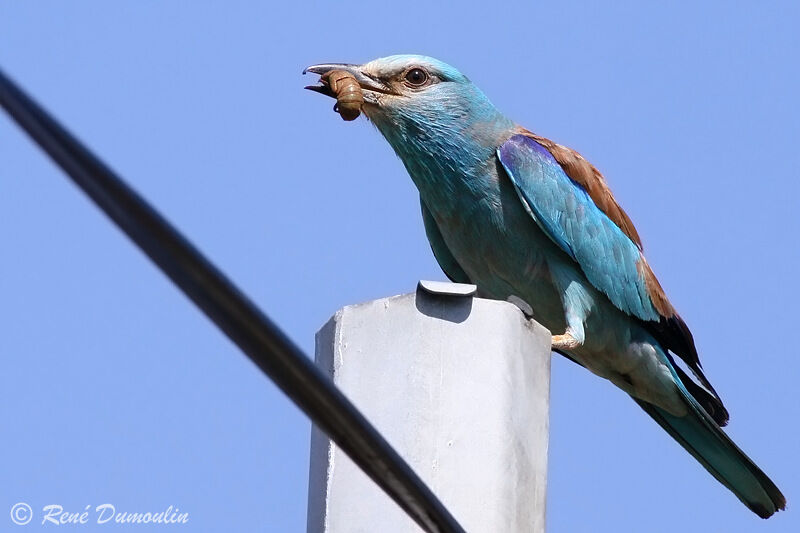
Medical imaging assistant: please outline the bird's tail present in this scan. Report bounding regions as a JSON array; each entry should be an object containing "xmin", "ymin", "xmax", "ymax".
[{"xmin": 634, "ymin": 355, "xmax": 786, "ymax": 518}]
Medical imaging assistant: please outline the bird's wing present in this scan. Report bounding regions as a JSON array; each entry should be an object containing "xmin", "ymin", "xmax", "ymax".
[
  {"xmin": 420, "ymin": 198, "xmax": 471, "ymax": 284},
  {"xmin": 521, "ymin": 131, "xmax": 645, "ymax": 250},
  {"xmin": 498, "ymin": 133, "xmax": 659, "ymax": 321},
  {"xmin": 497, "ymin": 132, "xmax": 729, "ymax": 425}
]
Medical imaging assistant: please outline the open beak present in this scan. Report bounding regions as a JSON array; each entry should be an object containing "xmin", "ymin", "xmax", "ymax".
[{"xmin": 303, "ymin": 63, "xmax": 393, "ymax": 103}]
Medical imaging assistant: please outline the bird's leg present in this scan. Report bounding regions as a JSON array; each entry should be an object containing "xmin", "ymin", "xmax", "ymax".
[
  {"xmin": 549, "ymin": 268, "xmax": 590, "ymax": 352},
  {"xmin": 552, "ymin": 330, "xmax": 582, "ymax": 350}
]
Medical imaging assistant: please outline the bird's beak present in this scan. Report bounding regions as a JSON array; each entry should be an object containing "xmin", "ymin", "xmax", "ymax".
[{"xmin": 303, "ymin": 63, "xmax": 394, "ymax": 104}]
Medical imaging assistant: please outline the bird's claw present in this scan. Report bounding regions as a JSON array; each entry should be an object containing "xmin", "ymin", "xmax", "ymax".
[{"xmin": 552, "ymin": 332, "xmax": 581, "ymax": 350}]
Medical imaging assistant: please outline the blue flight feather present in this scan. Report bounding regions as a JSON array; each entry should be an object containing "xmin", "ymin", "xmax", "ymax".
[{"xmin": 498, "ymin": 134, "xmax": 660, "ymax": 322}]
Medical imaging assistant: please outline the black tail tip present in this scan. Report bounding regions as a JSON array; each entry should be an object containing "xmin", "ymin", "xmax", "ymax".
[{"xmin": 752, "ymin": 495, "xmax": 786, "ymax": 519}]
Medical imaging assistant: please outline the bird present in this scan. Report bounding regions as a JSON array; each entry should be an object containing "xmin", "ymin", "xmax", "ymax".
[{"xmin": 304, "ymin": 54, "xmax": 785, "ymax": 518}]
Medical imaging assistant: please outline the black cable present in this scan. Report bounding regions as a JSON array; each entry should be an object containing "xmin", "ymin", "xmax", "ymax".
[{"xmin": 0, "ymin": 68, "xmax": 466, "ymax": 533}]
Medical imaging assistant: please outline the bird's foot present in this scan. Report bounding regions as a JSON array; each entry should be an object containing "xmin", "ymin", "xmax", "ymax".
[{"xmin": 552, "ymin": 331, "xmax": 581, "ymax": 350}]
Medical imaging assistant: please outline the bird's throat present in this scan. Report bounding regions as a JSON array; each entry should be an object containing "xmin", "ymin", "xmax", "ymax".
[{"xmin": 373, "ymin": 110, "xmax": 514, "ymax": 211}]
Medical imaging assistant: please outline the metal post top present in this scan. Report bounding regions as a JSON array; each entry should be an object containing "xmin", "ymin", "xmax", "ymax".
[{"xmin": 312, "ymin": 278, "xmax": 551, "ymax": 533}]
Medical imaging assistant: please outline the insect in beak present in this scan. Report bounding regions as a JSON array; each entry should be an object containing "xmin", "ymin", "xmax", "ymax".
[
  {"xmin": 306, "ymin": 70, "xmax": 364, "ymax": 121},
  {"xmin": 304, "ymin": 63, "xmax": 395, "ymax": 120}
]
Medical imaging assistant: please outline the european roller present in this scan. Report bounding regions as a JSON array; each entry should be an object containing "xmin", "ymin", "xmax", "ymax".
[{"xmin": 305, "ymin": 55, "xmax": 785, "ymax": 518}]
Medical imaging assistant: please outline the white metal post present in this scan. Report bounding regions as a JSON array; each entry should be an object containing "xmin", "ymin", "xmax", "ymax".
[{"xmin": 307, "ymin": 282, "xmax": 551, "ymax": 533}]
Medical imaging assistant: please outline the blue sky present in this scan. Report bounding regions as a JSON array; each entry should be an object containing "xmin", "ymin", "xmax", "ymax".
[{"xmin": 1, "ymin": 1, "xmax": 798, "ymax": 531}]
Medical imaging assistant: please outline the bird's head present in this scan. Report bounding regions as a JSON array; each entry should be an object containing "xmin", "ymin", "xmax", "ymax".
[{"xmin": 304, "ymin": 55, "xmax": 513, "ymax": 159}]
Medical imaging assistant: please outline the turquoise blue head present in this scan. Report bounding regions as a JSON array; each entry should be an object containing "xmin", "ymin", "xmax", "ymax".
[{"xmin": 305, "ymin": 55, "xmax": 513, "ymax": 163}]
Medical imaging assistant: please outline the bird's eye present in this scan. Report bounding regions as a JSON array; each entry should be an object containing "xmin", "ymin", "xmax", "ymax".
[{"xmin": 404, "ymin": 68, "xmax": 429, "ymax": 87}]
